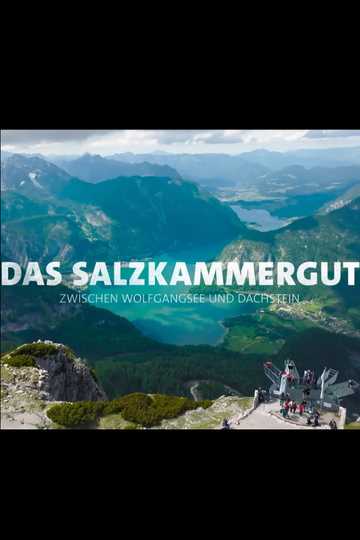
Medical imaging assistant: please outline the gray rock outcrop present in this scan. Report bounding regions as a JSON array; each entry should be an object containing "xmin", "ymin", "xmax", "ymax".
[{"xmin": 34, "ymin": 345, "xmax": 106, "ymax": 402}]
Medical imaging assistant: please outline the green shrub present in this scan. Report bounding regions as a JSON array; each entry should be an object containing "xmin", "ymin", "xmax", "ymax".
[
  {"xmin": 120, "ymin": 394, "xmax": 212, "ymax": 427},
  {"xmin": 14, "ymin": 343, "xmax": 75, "ymax": 359},
  {"xmin": 345, "ymin": 422, "xmax": 360, "ymax": 430},
  {"xmin": 100, "ymin": 393, "xmax": 149, "ymax": 416},
  {"xmin": 4, "ymin": 354, "xmax": 36, "ymax": 368},
  {"xmin": 47, "ymin": 401, "xmax": 106, "ymax": 427},
  {"xmin": 46, "ymin": 393, "xmax": 213, "ymax": 428}
]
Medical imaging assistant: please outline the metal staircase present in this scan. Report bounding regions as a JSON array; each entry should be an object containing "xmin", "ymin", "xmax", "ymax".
[
  {"xmin": 317, "ymin": 368, "xmax": 339, "ymax": 389},
  {"xmin": 263, "ymin": 359, "xmax": 356, "ymax": 410},
  {"xmin": 264, "ymin": 363, "xmax": 282, "ymax": 386}
]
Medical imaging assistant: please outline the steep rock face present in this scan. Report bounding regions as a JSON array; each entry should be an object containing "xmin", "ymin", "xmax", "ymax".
[
  {"xmin": 35, "ymin": 347, "xmax": 106, "ymax": 402},
  {"xmin": 1, "ymin": 341, "xmax": 106, "ymax": 429},
  {"xmin": 2, "ymin": 341, "xmax": 106, "ymax": 403}
]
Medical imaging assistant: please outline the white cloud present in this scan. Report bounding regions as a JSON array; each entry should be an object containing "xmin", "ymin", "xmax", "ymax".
[
  {"xmin": 2, "ymin": 129, "xmax": 360, "ymax": 156},
  {"xmin": 305, "ymin": 129, "xmax": 360, "ymax": 139},
  {"xmin": 2, "ymin": 129, "xmax": 116, "ymax": 145}
]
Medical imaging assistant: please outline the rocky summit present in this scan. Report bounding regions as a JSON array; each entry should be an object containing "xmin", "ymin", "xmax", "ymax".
[{"xmin": 1, "ymin": 340, "xmax": 106, "ymax": 429}]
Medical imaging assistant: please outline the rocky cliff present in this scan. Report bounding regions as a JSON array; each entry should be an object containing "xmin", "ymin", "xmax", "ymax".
[{"xmin": 1, "ymin": 340, "xmax": 106, "ymax": 429}]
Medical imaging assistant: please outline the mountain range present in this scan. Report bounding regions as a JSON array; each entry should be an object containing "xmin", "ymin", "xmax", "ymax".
[
  {"xmin": 1, "ymin": 154, "xmax": 244, "ymax": 266},
  {"xmin": 53, "ymin": 153, "xmax": 181, "ymax": 183},
  {"xmin": 108, "ymin": 152, "xmax": 269, "ymax": 185},
  {"xmin": 3, "ymin": 148, "xmax": 360, "ymax": 192},
  {"xmin": 232, "ymin": 147, "xmax": 360, "ymax": 169},
  {"xmin": 107, "ymin": 147, "xmax": 360, "ymax": 181},
  {"xmin": 4, "ymin": 147, "xmax": 360, "ymax": 169},
  {"xmin": 1, "ymin": 154, "xmax": 71, "ymax": 198}
]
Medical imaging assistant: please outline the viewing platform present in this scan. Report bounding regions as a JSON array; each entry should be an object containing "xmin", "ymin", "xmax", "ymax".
[
  {"xmin": 230, "ymin": 400, "xmax": 344, "ymax": 430},
  {"xmin": 263, "ymin": 359, "xmax": 359, "ymax": 412}
]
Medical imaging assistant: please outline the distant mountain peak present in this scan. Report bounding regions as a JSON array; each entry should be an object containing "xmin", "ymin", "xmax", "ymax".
[
  {"xmin": 56, "ymin": 153, "xmax": 182, "ymax": 183},
  {"xmin": 1, "ymin": 154, "xmax": 70, "ymax": 197}
]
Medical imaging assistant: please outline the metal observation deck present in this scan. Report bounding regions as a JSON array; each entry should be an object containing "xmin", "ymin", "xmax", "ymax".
[{"xmin": 263, "ymin": 359, "xmax": 359, "ymax": 411}]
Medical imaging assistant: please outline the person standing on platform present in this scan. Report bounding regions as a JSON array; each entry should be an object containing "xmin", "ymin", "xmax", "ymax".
[{"xmin": 299, "ymin": 401, "xmax": 306, "ymax": 416}]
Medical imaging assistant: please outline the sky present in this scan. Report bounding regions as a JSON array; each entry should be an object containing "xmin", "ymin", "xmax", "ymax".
[{"xmin": 2, "ymin": 129, "xmax": 360, "ymax": 156}]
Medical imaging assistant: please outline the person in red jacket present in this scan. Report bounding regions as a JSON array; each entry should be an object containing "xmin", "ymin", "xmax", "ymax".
[
  {"xmin": 284, "ymin": 399, "xmax": 290, "ymax": 417},
  {"xmin": 299, "ymin": 401, "xmax": 306, "ymax": 416}
]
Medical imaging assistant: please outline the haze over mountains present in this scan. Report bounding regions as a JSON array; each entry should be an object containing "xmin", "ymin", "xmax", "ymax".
[
  {"xmin": 244, "ymin": 164, "xmax": 360, "ymax": 197},
  {"xmin": 3, "ymin": 146, "xmax": 360, "ymax": 194},
  {"xmin": 229, "ymin": 147, "xmax": 360, "ymax": 169},
  {"xmin": 109, "ymin": 152, "xmax": 269, "ymax": 186},
  {"xmin": 53, "ymin": 153, "xmax": 181, "ymax": 183},
  {"xmin": 4, "ymin": 146, "xmax": 360, "ymax": 170},
  {"xmin": 107, "ymin": 146, "xmax": 360, "ymax": 182}
]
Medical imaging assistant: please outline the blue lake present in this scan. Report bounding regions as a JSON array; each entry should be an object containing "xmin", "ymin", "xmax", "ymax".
[
  {"xmin": 91, "ymin": 244, "xmax": 254, "ymax": 346},
  {"xmin": 230, "ymin": 205, "xmax": 287, "ymax": 232}
]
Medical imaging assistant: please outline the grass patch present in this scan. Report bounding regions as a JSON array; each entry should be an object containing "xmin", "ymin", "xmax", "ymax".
[
  {"xmin": 46, "ymin": 393, "xmax": 213, "ymax": 428},
  {"xmin": 2, "ymin": 354, "xmax": 36, "ymax": 368},
  {"xmin": 223, "ymin": 309, "xmax": 322, "ymax": 355},
  {"xmin": 98, "ymin": 414, "xmax": 139, "ymax": 430},
  {"xmin": 1, "ymin": 342, "xmax": 76, "ymax": 368},
  {"xmin": 14, "ymin": 342, "xmax": 75, "ymax": 359},
  {"xmin": 120, "ymin": 394, "xmax": 212, "ymax": 427},
  {"xmin": 345, "ymin": 422, "xmax": 360, "ymax": 430}
]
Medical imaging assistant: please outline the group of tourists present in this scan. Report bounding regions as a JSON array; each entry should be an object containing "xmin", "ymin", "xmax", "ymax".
[
  {"xmin": 280, "ymin": 396, "xmax": 323, "ymax": 427},
  {"xmin": 280, "ymin": 396, "xmax": 307, "ymax": 419}
]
